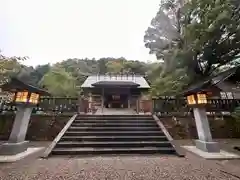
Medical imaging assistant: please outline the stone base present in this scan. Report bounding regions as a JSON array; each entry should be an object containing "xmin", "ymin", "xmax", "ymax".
[
  {"xmin": 0, "ymin": 147, "xmax": 44, "ymax": 162},
  {"xmin": 183, "ymin": 146, "xmax": 240, "ymax": 160},
  {"xmin": 195, "ymin": 140, "xmax": 220, "ymax": 153},
  {"xmin": 0, "ymin": 141, "xmax": 29, "ymax": 155}
]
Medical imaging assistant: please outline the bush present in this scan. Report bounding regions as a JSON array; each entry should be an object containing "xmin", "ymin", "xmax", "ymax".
[{"xmin": 230, "ymin": 106, "xmax": 240, "ymax": 137}]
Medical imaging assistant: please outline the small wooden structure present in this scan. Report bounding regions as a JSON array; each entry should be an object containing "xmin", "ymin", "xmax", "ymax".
[
  {"xmin": 182, "ymin": 65, "xmax": 240, "ymax": 99},
  {"xmin": 80, "ymin": 74, "xmax": 150, "ymax": 113}
]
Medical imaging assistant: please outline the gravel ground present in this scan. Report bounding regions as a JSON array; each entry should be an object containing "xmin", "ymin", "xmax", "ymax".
[
  {"xmin": 0, "ymin": 140, "xmax": 240, "ymax": 180},
  {"xmin": 0, "ymin": 155, "xmax": 239, "ymax": 180}
]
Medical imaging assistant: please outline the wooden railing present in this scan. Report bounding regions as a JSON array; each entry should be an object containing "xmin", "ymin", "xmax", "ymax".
[
  {"xmin": 152, "ymin": 98, "xmax": 240, "ymax": 116},
  {"xmin": 0, "ymin": 97, "xmax": 79, "ymax": 115},
  {"xmin": 0, "ymin": 96, "xmax": 239, "ymax": 116}
]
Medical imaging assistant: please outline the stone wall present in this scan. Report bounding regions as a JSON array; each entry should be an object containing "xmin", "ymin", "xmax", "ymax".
[
  {"xmin": 0, "ymin": 114, "xmax": 71, "ymax": 141},
  {"xmin": 159, "ymin": 115, "xmax": 240, "ymax": 139},
  {"xmin": 0, "ymin": 114, "xmax": 239, "ymax": 141}
]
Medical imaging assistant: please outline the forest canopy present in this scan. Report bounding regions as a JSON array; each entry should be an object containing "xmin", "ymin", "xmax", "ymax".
[
  {"xmin": 1, "ymin": 0, "xmax": 240, "ymax": 97},
  {"xmin": 0, "ymin": 57, "xmax": 161, "ymax": 97}
]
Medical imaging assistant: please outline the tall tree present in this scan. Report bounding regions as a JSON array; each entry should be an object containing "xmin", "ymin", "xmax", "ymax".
[
  {"xmin": 40, "ymin": 67, "xmax": 77, "ymax": 97},
  {"xmin": 144, "ymin": 0, "xmax": 185, "ymax": 75},
  {"xmin": 181, "ymin": 0, "xmax": 240, "ymax": 78},
  {"xmin": 144, "ymin": 0, "xmax": 240, "ymax": 96},
  {"xmin": 98, "ymin": 58, "xmax": 108, "ymax": 74},
  {"xmin": 0, "ymin": 54, "xmax": 26, "ymax": 84},
  {"xmin": 17, "ymin": 64, "xmax": 51, "ymax": 86}
]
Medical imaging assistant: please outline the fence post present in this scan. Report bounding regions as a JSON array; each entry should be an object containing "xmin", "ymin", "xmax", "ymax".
[{"xmin": 152, "ymin": 99, "xmax": 155, "ymax": 115}]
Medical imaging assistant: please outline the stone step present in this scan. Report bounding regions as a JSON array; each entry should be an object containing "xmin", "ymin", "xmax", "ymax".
[
  {"xmin": 51, "ymin": 147, "xmax": 176, "ymax": 155},
  {"xmin": 73, "ymin": 119, "xmax": 156, "ymax": 123},
  {"xmin": 50, "ymin": 114, "xmax": 176, "ymax": 156},
  {"xmin": 77, "ymin": 115, "xmax": 152, "ymax": 118},
  {"xmin": 61, "ymin": 135, "xmax": 168, "ymax": 141},
  {"xmin": 71, "ymin": 123, "xmax": 158, "ymax": 127},
  {"xmin": 64, "ymin": 131, "xmax": 164, "ymax": 136},
  {"xmin": 56, "ymin": 141, "xmax": 172, "ymax": 148},
  {"xmin": 75, "ymin": 117, "xmax": 153, "ymax": 120},
  {"xmin": 68, "ymin": 126, "xmax": 161, "ymax": 131}
]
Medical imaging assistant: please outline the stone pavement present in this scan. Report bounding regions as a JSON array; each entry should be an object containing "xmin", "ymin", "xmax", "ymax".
[
  {"xmin": 0, "ymin": 141, "xmax": 240, "ymax": 180},
  {"xmin": 1, "ymin": 155, "xmax": 240, "ymax": 180},
  {"xmin": 95, "ymin": 108, "xmax": 137, "ymax": 115}
]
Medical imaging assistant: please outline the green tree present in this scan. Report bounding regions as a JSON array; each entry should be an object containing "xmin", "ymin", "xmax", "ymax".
[
  {"xmin": 106, "ymin": 58, "xmax": 125, "ymax": 73},
  {"xmin": 98, "ymin": 58, "xmax": 108, "ymax": 74},
  {"xmin": 144, "ymin": 0, "xmax": 184, "ymax": 63},
  {"xmin": 180, "ymin": 0, "xmax": 240, "ymax": 78},
  {"xmin": 0, "ymin": 54, "xmax": 26, "ymax": 84},
  {"xmin": 144, "ymin": 0, "xmax": 240, "ymax": 96},
  {"xmin": 40, "ymin": 67, "xmax": 77, "ymax": 97}
]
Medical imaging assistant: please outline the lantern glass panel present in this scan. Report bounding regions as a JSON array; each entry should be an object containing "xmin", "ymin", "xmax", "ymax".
[
  {"xmin": 197, "ymin": 93, "xmax": 207, "ymax": 104},
  {"xmin": 187, "ymin": 95, "xmax": 196, "ymax": 105},
  {"xmin": 15, "ymin": 92, "xmax": 28, "ymax": 103},
  {"xmin": 29, "ymin": 93, "xmax": 40, "ymax": 104}
]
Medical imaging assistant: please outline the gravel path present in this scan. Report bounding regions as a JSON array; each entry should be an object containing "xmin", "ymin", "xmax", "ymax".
[{"xmin": 0, "ymin": 155, "xmax": 239, "ymax": 180}]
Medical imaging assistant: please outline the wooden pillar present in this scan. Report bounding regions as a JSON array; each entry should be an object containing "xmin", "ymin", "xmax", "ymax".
[
  {"xmin": 78, "ymin": 96, "xmax": 82, "ymax": 114},
  {"xmin": 88, "ymin": 92, "xmax": 92, "ymax": 113},
  {"xmin": 136, "ymin": 98, "xmax": 139, "ymax": 114},
  {"xmin": 128, "ymin": 88, "xmax": 130, "ymax": 108},
  {"xmin": 101, "ymin": 88, "xmax": 104, "ymax": 113}
]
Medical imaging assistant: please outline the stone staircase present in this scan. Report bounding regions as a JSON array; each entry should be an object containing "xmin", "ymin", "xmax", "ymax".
[{"xmin": 51, "ymin": 115, "xmax": 177, "ymax": 156}]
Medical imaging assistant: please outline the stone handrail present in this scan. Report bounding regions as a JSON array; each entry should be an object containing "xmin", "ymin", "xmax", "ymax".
[
  {"xmin": 153, "ymin": 115, "xmax": 184, "ymax": 157},
  {"xmin": 42, "ymin": 114, "xmax": 78, "ymax": 158}
]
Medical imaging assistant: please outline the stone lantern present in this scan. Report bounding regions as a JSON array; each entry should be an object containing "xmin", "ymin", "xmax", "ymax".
[
  {"xmin": 185, "ymin": 90, "xmax": 220, "ymax": 153},
  {"xmin": 0, "ymin": 78, "xmax": 50, "ymax": 155}
]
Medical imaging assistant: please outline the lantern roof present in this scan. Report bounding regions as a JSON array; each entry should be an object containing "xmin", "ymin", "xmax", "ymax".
[
  {"xmin": 181, "ymin": 65, "xmax": 240, "ymax": 96},
  {"xmin": 1, "ymin": 77, "xmax": 50, "ymax": 96}
]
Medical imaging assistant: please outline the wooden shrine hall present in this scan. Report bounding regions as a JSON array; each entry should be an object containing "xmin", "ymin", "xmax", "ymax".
[{"xmin": 80, "ymin": 74, "xmax": 151, "ymax": 113}]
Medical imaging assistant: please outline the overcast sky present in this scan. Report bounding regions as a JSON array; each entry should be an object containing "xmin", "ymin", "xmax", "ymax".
[{"xmin": 0, "ymin": 0, "xmax": 159, "ymax": 66}]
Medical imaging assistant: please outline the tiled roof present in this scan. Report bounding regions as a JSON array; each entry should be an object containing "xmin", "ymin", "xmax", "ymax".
[
  {"xmin": 181, "ymin": 65, "xmax": 240, "ymax": 96},
  {"xmin": 81, "ymin": 75, "xmax": 150, "ymax": 88},
  {"xmin": 1, "ymin": 78, "xmax": 50, "ymax": 96}
]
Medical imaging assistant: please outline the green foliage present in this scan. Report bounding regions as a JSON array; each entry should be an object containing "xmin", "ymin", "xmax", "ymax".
[
  {"xmin": 229, "ymin": 106, "xmax": 240, "ymax": 137},
  {"xmin": 232, "ymin": 106, "xmax": 240, "ymax": 119},
  {"xmin": 0, "ymin": 56, "xmax": 164, "ymax": 97},
  {"xmin": 40, "ymin": 67, "xmax": 78, "ymax": 97},
  {"xmin": 150, "ymin": 68, "xmax": 190, "ymax": 96},
  {"xmin": 0, "ymin": 54, "xmax": 26, "ymax": 84},
  {"xmin": 106, "ymin": 59, "xmax": 125, "ymax": 73},
  {"xmin": 17, "ymin": 64, "xmax": 51, "ymax": 86},
  {"xmin": 144, "ymin": 0, "xmax": 240, "ymax": 96},
  {"xmin": 181, "ymin": 0, "xmax": 240, "ymax": 77}
]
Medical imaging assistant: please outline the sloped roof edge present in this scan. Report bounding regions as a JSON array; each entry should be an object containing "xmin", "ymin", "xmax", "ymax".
[
  {"xmin": 181, "ymin": 65, "xmax": 240, "ymax": 96},
  {"xmin": 1, "ymin": 77, "xmax": 51, "ymax": 96}
]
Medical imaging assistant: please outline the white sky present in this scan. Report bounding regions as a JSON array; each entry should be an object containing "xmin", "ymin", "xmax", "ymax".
[{"xmin": 0, "ymin": 0, "xmax": 159, "ymax": 66}]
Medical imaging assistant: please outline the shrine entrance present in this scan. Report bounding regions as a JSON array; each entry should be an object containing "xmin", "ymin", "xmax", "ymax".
[{"xmin": 104, "ymin": 94, "xmax": 128, "ymax": 108}]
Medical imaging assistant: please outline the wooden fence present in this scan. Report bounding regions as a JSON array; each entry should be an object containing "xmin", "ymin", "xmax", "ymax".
[
  {"xmin": 0, "ymin": 97, "xmax": 78, "ymax": 115},
  {"xmin": 153, "ymin": 98, "xmax": 240, "ymax": 116},
  {"xmin": 0, "ymin": 96, "xmax": 240, "ymax": 116}
]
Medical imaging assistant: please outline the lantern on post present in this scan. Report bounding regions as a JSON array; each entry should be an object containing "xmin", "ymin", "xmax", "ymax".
[
  {"xmin": 0, "ymin": 78, "xmax": 50, "ymax": 156},
  {"xmin": 186, "ymin": 93, "xmax": 207, "ymax": 107},
  {"xmin": 183, "ymin": 87, "xmax": 220, "ymax": 153},
  {"xmin": 13, "ymin": 91, "xmax": 40, "ymax": 105}
]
